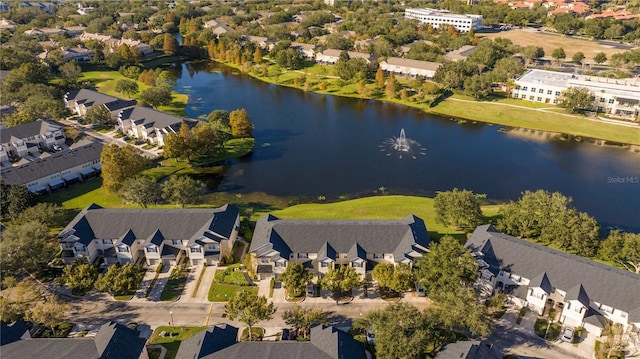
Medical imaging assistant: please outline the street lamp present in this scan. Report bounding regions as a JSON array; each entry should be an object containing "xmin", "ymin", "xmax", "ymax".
[{"xmin": 170, "ymin": 311, "xmax": 174, "ymax": 329}]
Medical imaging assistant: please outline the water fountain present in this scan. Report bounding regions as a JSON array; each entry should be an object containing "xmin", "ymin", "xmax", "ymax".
[{"xmin": 380, "ymin": 129, "xmax": 426, "ymax": 159}]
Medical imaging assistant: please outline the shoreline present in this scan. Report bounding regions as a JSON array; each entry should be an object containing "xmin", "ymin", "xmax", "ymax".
[{"xmin": 204, "ymin": 60, "xmax": 640, "ymax": 147}]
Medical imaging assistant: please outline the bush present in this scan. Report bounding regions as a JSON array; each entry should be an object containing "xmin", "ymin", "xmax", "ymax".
[
  {"xmin": 155, "ymin": 262, "xmax": 164, "ymax": 273},
  {"xmin": 214, "ymin": 264, "xmax": 250, "ymax": 286},
  {"xmin": 269, "ymin": 277, "xmax": 275, "ymax": 297}
]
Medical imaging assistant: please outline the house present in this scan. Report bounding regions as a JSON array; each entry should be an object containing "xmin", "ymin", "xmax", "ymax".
[
  {"xmin": 1, "ymin": 321, "xmax": 148, "ymax": 359},
  {"xmin": 58, "ymin": 203, "xmax": 240, "ymax": 267},
  {"xmin": 435, "ymin": 340, "xmax": 501, "ymax": 359},
  {"xmin": 64, "ymin": 89, "xmax": 136, "ymax": 118},
  {"xmin": 291, "ymin": 42, "xmax": 318, "ymax": 60},
  {"xmin": 405, "ymin": 8, "xmax": 483, "ymax": 32},
  {"xmin": 379, "ymin": 57, "xmax": 442, "ymax": 78},
  {"xmin": 20, "ymin": 2, "xmax": 56, "ymax": 14},
  {"xmin": 203, "ymin": 19, "xmax": 236, "ymax": 37},
  {"xmin": 0, "ymin": 18, "xmax": 16, "ymax": 31},
  {"xmin": 0, "ymin": 140, "xmax": 102, "ymax": 193},
  {"xmin": 0, "ymin": 119, "xmax": 65, "ymax": 162},
  {"xmin": 39, "ymin": 46, "xmax": 95, "ymax": 63},
  {"xmin": 315, "ymin": 49, "xmax": 376, "ymax": 65},
  {"xmin": 466, "ymin": 225, "xmax": 640, "ymax": 336},
  {"xmin": 78, "ymin": 33, "xmax": 153, "ymax": 57},
  {"xmin": 176, "ymin": 324, "xmax": 366, "ymax": 359},
  {"xmin": 249, "ymin": 214, "xmax": 430, "ymax": 279},
  {"xmin": 243, "ymin": 35, "xmax": 276, "ymax": 50},
  {"xmin": 116, "ymin": 106, "xmax": 197, "ymax": 146},
  {"xmin": 400, "ymin": 40, "xmax": 435, "ymax": 55},
  {"xmin": 513, "ymin": 69, "xmax": 640, "ymax": 120}
]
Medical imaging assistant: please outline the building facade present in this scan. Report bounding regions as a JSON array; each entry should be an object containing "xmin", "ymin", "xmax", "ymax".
[
  {"xmin": 250, "ymin": 214, "xmax": 430, "ymax": 279},
  {"xmin": 405, "ymin": 8, "xmax": 483, "ymax": 32},
  {"xmin": 513, "ymin": 69, "xmax": 640, "ymax": 120}
]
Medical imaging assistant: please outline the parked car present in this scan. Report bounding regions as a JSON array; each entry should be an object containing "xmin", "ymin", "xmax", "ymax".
[
  {"xmin": 122, "ymin": 136, "xmax": 130, "ymax": 141},
  {"xmin": 281, "ymin": 328, "xmax": 291, "ymax": 340},
  {"xmin": 561, "ymin": 326, "xmax": 575, "ymax": 342},
  {"xmin": 52, "ymin": 144, "xmax": 62, "ymax": 151},
  {"xmin": 366, "ymin": 330, "xmax": 375, "ymax": 345},
  {"xmin": 415, "ymin": 283, "xmax": 426, "ymax": 297},
  {"xmin": 306, "ymin": 284, "xmax": 317, "ymax": 297}
]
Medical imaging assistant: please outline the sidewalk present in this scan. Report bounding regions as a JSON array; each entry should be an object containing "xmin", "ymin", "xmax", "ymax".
[
  {"xmin": 132, "ymin": 267, "xmax": 160, "ymax": 302},
  {"xmin": 145, "ymin": 265, "xmax": 172, "ymax": 302},
  {"xmin": 179, "ymin": 265, "xmax": 217, "ymax": 303}
]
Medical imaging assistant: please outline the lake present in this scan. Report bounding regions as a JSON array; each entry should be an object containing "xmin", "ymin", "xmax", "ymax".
[{"xmin": 173, "ymin": 61, "xmax": 640, "ymax": 232}]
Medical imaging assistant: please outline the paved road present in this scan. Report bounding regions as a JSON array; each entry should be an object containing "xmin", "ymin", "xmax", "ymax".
[{"xmin": 486, "ymin": 321, "xmax": 584, "ymax": 359}]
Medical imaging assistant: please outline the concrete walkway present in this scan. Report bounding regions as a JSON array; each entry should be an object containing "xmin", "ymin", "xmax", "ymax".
[
  {"xmin": 145, "ymin": 265, "xmax": 172, "ymax": 302},
  {"xmin": 132, "ymin": 267, "xmax": 160, "ymax": 302},
  {"xmin": 179, "ymin": 265, "xmax": 217, "ymax": 303}
]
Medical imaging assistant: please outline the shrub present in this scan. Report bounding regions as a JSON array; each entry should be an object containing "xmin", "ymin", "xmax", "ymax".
[
  {"xmin": 215, "ymin": 264, "xmax": 250, "ymax": 286},
  {"xmin": 155, "ymin": 262, "xmax": 164, "ymax": 273},
  {"xmin": 269, "ymin": 277, "xmax": 275, "ymax": 297}
]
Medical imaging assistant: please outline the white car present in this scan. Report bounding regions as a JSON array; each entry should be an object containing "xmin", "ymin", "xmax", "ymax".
[{"xmin": 561, "ymin": 326, "xmax": 575, "ymax": 342}]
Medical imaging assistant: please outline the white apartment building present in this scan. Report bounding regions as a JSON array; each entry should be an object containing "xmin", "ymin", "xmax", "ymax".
[
  {"xmin": 513, "ymin": 69, "xmax": 640, "ymax": 119},
  {"xmin": 405, "ymin": 8, "xmax": 483, "ymax": 32}
]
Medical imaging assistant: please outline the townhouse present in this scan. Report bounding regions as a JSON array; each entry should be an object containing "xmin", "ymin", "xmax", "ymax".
[
  {"xmin": 513, "ymin": 69, "xmax": 640, "ymax": 120},
  {"xmin": 379, "ymin": 57, "xmax": 442, "ymax": 79},
  {"xmin": 58, "ymin": 204, "xmax": 240, "ymax": 267},
  {"xmin": 64, "ymin": 89, "xmax": 136, "ymax": 118},
  {"xmin": 78, "ymin": 32, "xmax": 153, "ymax": 56},
  {"xmin": 0, "ymin": 119, "xmax": 64, "ymax": 162},
  {"xmin": 315, "ymin": 49, "xmax": 377, "ymax": 65},
  {"xmin": 249, "ymin": 214, "xmax": 430, "ymax": 279},
  {"xmin": 0, "ymin": 140, "xmax": 102, "ymax": 193},
  {"xmin": 116, "ymin": 106, "xmax": 197, "ymax": 146},
  {"xmin": 292, "ymin": 42, "xmax": 319, "ymax": 60},
  {"xmin": 38, "ymin": 46, "xmax": 94, "ymax": 63},
  {"xmin": 176, "ymin": 324, "xmax": 366, "ymax": 359},
  {"xmin": 466, "ymin": 225, "xmax": 640, "ymax": 336},
  {"xmin": 405, "ymin": 8, "xmax": 483, "ymax": 32}
]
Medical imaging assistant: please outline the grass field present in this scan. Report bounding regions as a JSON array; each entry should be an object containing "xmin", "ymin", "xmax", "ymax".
[
  {"xmin": 148, "ymin": 326, "xmax": 207, "ymax": 359},
  {"xmin": 81, "ymin": 71, "xmax": 188, "ymax": 116},
  {"xmin": 479, "ymin": 28, "xmax": 629, "ymax": 60}
]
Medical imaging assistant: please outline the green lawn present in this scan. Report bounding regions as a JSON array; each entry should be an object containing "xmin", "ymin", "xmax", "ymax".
[
  {"xmin": 161, "ymin": 267, "xmax": 189, "ymax": 301},
  {"xmin": 45, "ymin": 178, "xmax": 124, "ymax": 209},
  {"xmin": 148, "ymin": 326, "xmax": 207, "ymax": 359},
  {"xmin": 268, "ymin": 195, "xmax": 472, "ymax": 242},
  {"xmin": 81, "ymin": 71, "xmax": 188, "ymax": 116},
  {"xmin": 208, "ymin": 281, "xmax": 258, "ymax": 302}
]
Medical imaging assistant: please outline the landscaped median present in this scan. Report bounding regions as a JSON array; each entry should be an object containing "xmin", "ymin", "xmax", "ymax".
[{"xmin": 147, "ymin": 326, "xmax": 206, "ymax": 359}]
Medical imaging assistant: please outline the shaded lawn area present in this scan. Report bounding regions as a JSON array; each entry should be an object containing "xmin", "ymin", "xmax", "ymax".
[
  {"xmin": 534, "ymin": 318, "xmax": 561, "ymax": 340},
  {"xmin": 208, "ymin": 281, "xmax": 258, "ymax": 302},
  {"xmin": 161, "ymin": 267, "xmax": 189, "ymax": 301},
  {"xmin": 45, "ymin": 178, "xmax": 124, "ymax": 209},
  {"xmin": 148, "ymin": 326, "xmax": 207, "ymax": 359}
]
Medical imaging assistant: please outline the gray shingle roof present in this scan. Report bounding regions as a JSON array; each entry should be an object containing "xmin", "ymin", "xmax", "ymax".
[
  {"xmin": 0, "ymin": 141, "xmax": 102, "ymax": 186},
  {"xmin": 250, "ymin": 215, "xmax": 430, "ymax": 263},
  {"xmin": 66, "ymin": 89, "xmax": 120, "ymax": 108},
  {"xmin": 0, "ymin": 119, "xmax": 61, "ymax": 144},
  {"xmin": 120, "ymin": 106, "xmax": 197, "ymax": 132},
  {"xmin": 1, "ymin": 321, "xmax": 144, "ymax": 359},
  {"xmin": 175, "ymin": 324, "xmax": 238, "ymax": 359},
  {"xmin": 59, "ymin": 204, "xmax": 239, "ymax": 248},
  {"xmin": 466, "ymin": 225, "xmax": 640, "ymax": 321},
  {"xmin": 176, "ymin": 324, "xmax": 365, "ymax": 359},
  {"xmin": 436, "ymin": 340, "xmax": 501, "ymax": 359},
  {"xmin": 384, "ymin": 57, "xmax": 442, "ymax": 71},
  {"xmin": 565, "ymin": 284, "xmax": 590, "ymax": 307}
]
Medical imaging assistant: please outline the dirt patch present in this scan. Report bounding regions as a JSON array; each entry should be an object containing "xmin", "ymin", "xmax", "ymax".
[{"xmin": 479, "ymin": 28, "xmax": 634, "ymax": 59}]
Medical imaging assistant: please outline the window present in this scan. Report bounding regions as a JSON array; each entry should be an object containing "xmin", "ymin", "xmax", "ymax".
[
  {"xmin": 275, "ymin": 261, "xmax": 285, "ymax": 268},
  {"xmin": 538, "ymin": 89, "xmax": 544, "ymax": 93},
  {"xmin": 553, "ymin": 99, "xmax": 558, "ymax": 104},
  {"xmin": 600, "ymin": 304, "xmax": 613, "ymax": 314},
  {"xmin": 515, "ymin": 85, "xmax": 521, "ymax": 90},
  {"xmin": 531, "ymin": 87, "xmax": 536, "ymax": 92},
  {"xmin": 352, "ymin": 262, "xmax": 363, "ymax": 268},
  {"xmin": 521, "ymin": 94, "xmax": 526, "ymax": 99},
  {"xmin": 529, "ymin": 96, "xmax": 534, "ymax": 100},
  {"xmin": 147, "ymin": 246, "xmax": 157, "ymax": 253},
  {"xmin": 547, "ymin": 90, "xmax": 552, "ymax": 95},
  {"xmin": 190, "ymin": 247, "xmax": 201, "ymax": 253},
  {"xmin": 608, "ymin": 98, "xmax": 614, "ymax": 104},
  {"xmin": 117, "ymin": 246, "xmax": 129, "ymax": 253},
  {"xmin": 600, "ymin": 97, "xmax": 605, "ymax": 102},
  {"xmin": 522, "ymin": 86, "xmax": 528, "ymax": 91},
  {"xmin": 298, "ymin": 253, "xmax": 308, "ymax": 259},
  {"xmin": 555, "ymin": 91, "xmax": 561, "ymax": 96},
  {"xmin": 102, "ymin": 239, "xmax": 111, "ymax": 245},
  {"xmin": 373, "ymin": 254, "xmax": 383, "ymax": 259},
  {"xmin": 172, "ymin": 240, "xmax": 181, "ymax": 245},
  {"xmin": 537, "ymin": 97, "xmax": 542, "ymax": 101},
  {"xmin": 321, "ymin": 262, "xmax": 328, "ymax": 268},
  {"xmin": 261, "ymin": 258, "xmax": 269, "ymax": 264}
]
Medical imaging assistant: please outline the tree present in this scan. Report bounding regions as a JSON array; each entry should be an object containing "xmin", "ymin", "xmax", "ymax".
[
  {"xmin": 12, "ymin": 202, "xmax": 65, "ymax": 228},
  {"xmin": 119, "ymin": 176, "xmax": 161, "ymax": 208},
  {"xmin": 0, "ymin": 281, "xmax": 41, "ymax": 323},
  {"xmin": 371, "ymin": 263, "xmax": 414, "ymax": 296},
  {"xmin": 572, "ymin": 51, "xmax": 585, "ymax": 64},
  {"xmin": 161, "ymin": 175, "xmax": 205, "ymax": 208},
  {"xmin": 434, "ymin": 188, "xmax": 483, "ymax": 231},
  {"xmin": 551, "ymin": 48, "xmax": 566, "ymax": 65},
  {"xmin": 115, "ymin": 79, "xmax": 139, "ymax": 98},
  {"xmin": 100, "ymin": 144, "xmax": 147, "ymax": 193},
  {"xmin": 253, "ymin": 47, "xmax": 263, "ymax": 64},
  {"xmin": 282, "ymin": 305, "xmax": 328, "ymax": 338},
  {"xmin": 497, "ymin": 190, "xmax": 574, "ymax": 238},
  {"xmin": 84, "ymin": 104, "xmax": 113, "ymax": 129},
  {"xmin": 318, "ymin": 265, "xmax": 363, "ymax": 304},
  {"xmin": 0, "ymin": 221, "xmax": 56, "ymax": 275},
  {"xmin": 278, "ymin": 262, "xmax": 313, "ymax": 298},
  {"xmin": 59, "ymin": 259, "xmax": 99, "ymax": 294},
  {"xmin": 415, "ymin": 235, "xmax": 478, "ymax": 302},
  {"xmin": 163, "ymin": 33, "xmax": 179, "ymax": 55},
  {"xmin": 193, "ymin": 122, "xmax": 225, "ymax": 158},
  {"xmin": 94, "ymin": 263, "xmax": 142, "ymax": 295},
  {"xmin": 557, "ymin": 87, "xmax": 593, "ymax": 113},
  {"xmin": 25, "ymin": 295, "xmax": 70, "ymax": 334},
  {"xmin": 0, "ymin": 181, "xmax": 37, "ymax": 220},
  {"xmin": 599, "ymin": 231, "xmax": 640, "ymax": 273},
  {"xmin": 521, "ymin": 46, "xmax": 544, "ymax": 66},
  {"xmin": 353, "ymin": 303, "xmax": 436, "ymax": 359},
  {"xmin": 138, "ymin": 87, "xmax": 172, "ymax": 108},
  {"xmin": 594, "ymin": 52, "xmax": 607, "ymax": 64},
  {"xmin": 229, "ymin": 108, "xmax": 253, "ymax": 138},
  {"xmin": 163, "ymin": 122, "xmax": 193, "ymax": 161},
  {"xmin": 59, "ymin": 61, "xmax": 82, "ymax": 87},
  {"xmin": 463, "ymin": 74, "xmax": 492, "ymax": 99},
  {"xmin": 385, "ymin": 73, "xmax": 397, "ymax": 98},
  {"xmin": 434, "ymin": 286, "xmax": 490, "ymax": 336},
  {"xmin": 225, "ymin": 290, "xmax": 275, "ymax": 341},
  {"xmin": 375, "ymin": 67, "xmax": 385, "ymax": 89}
]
